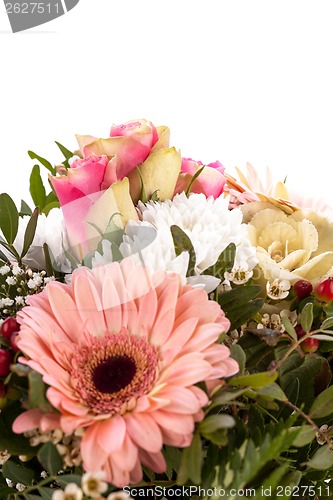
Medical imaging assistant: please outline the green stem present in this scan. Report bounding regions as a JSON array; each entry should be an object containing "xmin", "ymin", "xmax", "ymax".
[{"xmin": 274, "ymin": 329, "xmax": 323, "ymax": 371}]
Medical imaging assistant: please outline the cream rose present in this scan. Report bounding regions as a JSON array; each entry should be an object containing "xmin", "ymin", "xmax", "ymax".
[{"xmin": 243, "ymin": 202, "xmax": 333, "ymax": 289}]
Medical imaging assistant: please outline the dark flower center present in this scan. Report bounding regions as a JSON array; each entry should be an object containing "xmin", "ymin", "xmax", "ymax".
[{"xmin": 92, "ymin": 355, "xmax": 136, "ymax": 394}]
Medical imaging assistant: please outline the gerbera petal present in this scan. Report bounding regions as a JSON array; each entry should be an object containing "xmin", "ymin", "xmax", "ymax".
[{"xmin": 125, "ymin": 413, "xmax": 163, "ymax": 452}]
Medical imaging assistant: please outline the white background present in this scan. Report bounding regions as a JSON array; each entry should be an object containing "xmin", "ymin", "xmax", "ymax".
[{"xmin": 1, "ymin": 0, "xmax": 333, "ymax": 206}]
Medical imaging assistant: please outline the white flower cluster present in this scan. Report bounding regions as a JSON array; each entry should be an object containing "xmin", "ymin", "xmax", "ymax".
[
  {"xmin": 0, "ymin": 263, "xmax": 55, "ymax": 316},
  {"xmin": 92, "ymin": 193, "xmax": 257, "ymax": 293}
]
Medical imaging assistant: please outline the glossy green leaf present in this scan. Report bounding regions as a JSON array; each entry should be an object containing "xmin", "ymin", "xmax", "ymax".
[
  {"xmin": 204, "ymin": 243, "xmax": 236, "ymax": 279},
  {"xmin": 171, "ymin": 225, "xmax": 196, "ymax": 276},
  {"xmin": 309, "ymin": 385, "xmax": 333, "ymax": 418},
  {"xmin": 56, "ymin": 474, "xmax": 82, "ymax": 488},
  {"xmin": 300, "ymin": 302, "xmax": 313, "ymax": 333},
  {"xmin": 256, "ymin": 382, "xmax": 288, "ymax": 401},
  {"xmin": 0, "ymin": 402, "xmax": 35, "ymax": 455},
  {"xmin": 2, "ymin": 460, "xmax": 35, "ymax": 485},
  {"xmin": 185, "ymin": 165, "xmax": 205, "ymax": 196},
  {"xmin": 200, "ymin": 414, "xmax": 235, "ymax": 435},
  {"xmin": 43, "ymin": 201, "xmax": 60, "ymax": 216},
  {"xmin": 292, "ymin": 425, "xmax": 316, "ymax": 447},
  {"xmin": 177, "ymin": 433, "xmax": 202, "ymax": 485},
  {"xmin": 37, "ymin": 442, "xmax": 63, "ymax": 476},
  {"xmin": 21, "ymin": 207, "xmax": 39, "ymax": 258},
  {"xmin": 306, "ymin": 444, "xmax": 333, "ymax": 470},
  {"xmin": 230, "ymin": 344, "xmax": 246, "ymax": 374},
  {"xmin": 321, "ymin": 316, "xmax": 333, "ymax": 330},
  {"xmin": 26, "ymin": 371, "xmax": 52, "ymax": 412},
  {"xmin": 281, "ymin": 315, "xmax": 297, "ymax": 341},
  {"xmin": 0, "ymin": 193, "xmax": 19, "ymax": 244},
  {"xmin": 229, "ymin": 370, "xmax": 278, "ymax": 389},
  {"xmin": 30, "ymin": 164, "xmax": 46, "ymax": 209},
  {"xmin": 28, "ymin": 150, "xmax": 54, "ymax": 174},
  {"xmin": 20, "ymin": 199, "xmax": 33, "ymax": 216},
  {"xmin": 55, "ymin": 141, "xmax": 74, "ymax": 161}
]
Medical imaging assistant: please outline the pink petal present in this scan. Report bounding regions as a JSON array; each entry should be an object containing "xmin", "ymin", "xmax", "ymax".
[
  {"xmin": 139, "ymin": 449, "xmax": 166, "ymax": 473},
  {"xmin": 12, "ymin": 409, "xmax": 44, "ymax": 433},
  {"xmin": 125, "ymin": 413, "xmax": 163, "ymax": 453},
  {"xmin": 96, "ymin": 417, "xmax": 126, "ymax": 454}
]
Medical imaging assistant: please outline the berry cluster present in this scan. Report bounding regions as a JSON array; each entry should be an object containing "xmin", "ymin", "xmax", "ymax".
[
  {"xmin": 293, "ymin": 278, "xmax": 333, "ymax": 353},
  {"xmin": 0, "ymin": 316, "xmax": 20, "ymax": 406}
]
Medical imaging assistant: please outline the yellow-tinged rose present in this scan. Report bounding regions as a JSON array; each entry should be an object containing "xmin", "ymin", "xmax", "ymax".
[
  {"xmin": 243, "ymin": 202, "xmax": 333, "ymax": 285},
  {"xmin": 61, "ymin": 178, "xmax": 138, "ymax": 261}
]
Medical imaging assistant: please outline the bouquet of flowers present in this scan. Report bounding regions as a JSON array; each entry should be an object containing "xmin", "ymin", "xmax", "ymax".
[{"xmin": 1, "ymin": 119, "xmax": 333, "ymax": 500}]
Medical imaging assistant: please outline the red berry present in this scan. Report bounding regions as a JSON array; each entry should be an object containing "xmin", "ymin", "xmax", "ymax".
[
  {"xmin": 293, "ymin": 280, "xmax": 313, "ymax": 299},
  {"xmin": 295, "ymin": 325, "xmax": 306, "ymax": 338},
  {"xmin": 0, "ymin": 349, "xmax": 12, "ymax": 377},
  {"xmin": 314, "ymin": 278, "xmax": 333, "ymax": 303},
  {"xmin": 1, "ymin": 317, "xmax": 20, "ymax": 340},
  {"xmin": 9, "ymin": 331, "xmax": 20, "ymax": 353},
  {"xmin": 301, "ymin": 337, "xmax": 320, "ymax": 353}
]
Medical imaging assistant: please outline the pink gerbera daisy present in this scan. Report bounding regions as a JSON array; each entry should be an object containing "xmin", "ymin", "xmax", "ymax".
[{"xmin": 12, "ymin": 259, "xmax": 238, "ymax": 486}]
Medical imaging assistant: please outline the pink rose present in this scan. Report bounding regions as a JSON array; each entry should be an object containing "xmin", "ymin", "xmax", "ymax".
[
  {"xmin": 50, "ymin": 119, "xmax": 181, "ymax": 259},
  {"xmin": 75, "ymin": 119, "xmax": 180, "ymax": 203},
  {"xmin": 177, "ymin": 158, "xmax": 226, "ymax": 198}
]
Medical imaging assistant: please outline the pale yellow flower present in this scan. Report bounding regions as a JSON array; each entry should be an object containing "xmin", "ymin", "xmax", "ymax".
[{"xmin": 244, "ymin": 203, "xmax": 333, "ymax": 288}]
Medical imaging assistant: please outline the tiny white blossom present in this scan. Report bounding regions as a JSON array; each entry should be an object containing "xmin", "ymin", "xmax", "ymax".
[
  {"xmin": 12, "ymin": 265, "xmax": 23, "ymax": 276},
  {"xmin": 16, "ymin": 483, "xmax": 26, "ymax": 492},
  {"xmin": 266, "ymin": 279, "xmax": 291, "ymax": 300},
  {"xmin": 27, "ymin": 279, "xmax": 37, "ymax": 290},
  {"xmin": 15, "ymin": 296, "xmax": 25, "ymax": 305},
  {"xmin": 0, "ymin": 265, "xmax": 10, "ymax": 275},
  {"xmin": 82, "ymin": 471, "xmax": 108, "ymax": 498},
  {"xmin": 52, "ymin": 483, "xmax": 83, "ymax": 500},
  {"xmin": 107, "ymin": 492, "xmax": 132, "ymax": 500},
  {"xmin": 1, "ymin": 298, "xmax": 14, "ymax": 306},
  {"xmin": 6, "ymin": 276, "xmax": 16, "ymax": 286}
]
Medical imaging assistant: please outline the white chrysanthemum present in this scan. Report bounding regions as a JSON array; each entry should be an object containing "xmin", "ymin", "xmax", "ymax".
[
  {"xmin": 120, "ymin": 193, "xmax": 257, "ymax": 292},
  {"xmin": 0, "ymin": 208, "xmax": 70, "ymax": 273}
]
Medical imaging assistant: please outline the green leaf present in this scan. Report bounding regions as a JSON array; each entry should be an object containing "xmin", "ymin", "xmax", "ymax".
[
  {"xmin": 0, "ymin": 402, "xmax": 35, "ymax": 455},
  {"xmin": 311, "ymin": 333, "xmax": 333, "ymax": 341},
  {"xmin": 2, "ymin": 460, "xmax": 35, "ymax": 485},
  {"xmin": 230, "ymin": 344, "xmax": 246, "ymax": 374},
  {"xmin": 177, "ymin": 433, "xmax": 202, "ymax": 485},
  {"xmin": 42, "ymin": 201, "xmax": 60, "ymax": 216},
  {"xmin": 55, "ymin": 141, "xmax": 74, "ymax": 161},
  {"xmin": 223, "ymin": 298, "xmax": 264, "ymax": 332},
  {"xmin": 37, "ymin": 442, "xmax": 63, "ymax": 476},
  {"xmin": 26, "ymin": 371, "xmax": 52, "ymax": 412},
  {"xmin": 185, "ymin": 165, "xmax": 205, "ymax": 196},
  {"xmin": 292, "ymin": 425, "xmax": 316, "ymax": 447},
  {"xmin": 306, "ymin": 444, "xmax": 333, "ymax": 470},
  {"xmin": 0, "ymin": 485, "xmax": 17, "ymax": 496},
  {"xmin": 256, "ymin": 382, "xmax": 288, "ymax": 401},
  {"xmin": 28, "ymin": 150, "xmax": 54, "ymax": 174},
  {"xmin": 200, "ymin": 414, "xmax": 235, "ymax": 435},
  {"xmin": 0, "ymin": 193, "xmax": 19, "ymax": 244},
  {"xmin": 309, "ymin": 385, "xmax": 333, "ymax": 418},
  {"xmin": 209, "ymin": 389, "xmax": 246, "ymax": 410},
  {"xmin": 320, "ymin": 316, "xmax": 333, "ymax": 330},
  {"xmin": 218, "ymin": 284, "xmax": 261, "ymax": 308},
  {"xmin": 300, "ymin": 302, "xmax": 313, "ymax": 333},
  {"xmin": 21, "ymin": 207, "xmax": 39, "ymax": 258},
  {"xmin": 38, "ymin": 488, "xmax": 56, "ymax": 499},
  {"xmin": 56, "ymin": 474, "xmax": 82, "ymax": 488},
  {"xmin": 43, "ymin": 243, "xmax": 55, "ymax": 276},
  {"xmin": 171, "ymin": 225, "xmax": 196, "ymax": 276},
  {"xmin": 229, "ymin": 370, "xmax": 278, "ymax": 389},
  {"xmin": 281, "ymin": 315, "xmax": 297, "ymax": 341},
  {"xmin": 20, "ymin": 199, "xmax": 33, "ymax": 216},
  {"xmin": 30, "ymin": 164, "xmax": 47, "ymax": 209},
  {"xmin": 204, "ymin": 243, "xmax": 236, "ymax": 279}
]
